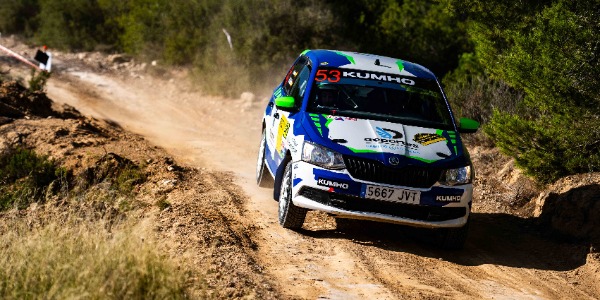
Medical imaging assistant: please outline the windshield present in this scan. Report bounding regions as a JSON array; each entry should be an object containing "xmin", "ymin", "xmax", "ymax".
[{"xmin": 307, "ymin": 68, "xmax": 454, "ymax": 130}]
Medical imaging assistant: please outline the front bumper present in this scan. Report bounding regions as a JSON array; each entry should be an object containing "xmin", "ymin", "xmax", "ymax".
[{"xmin": 290, "ymin": 161, "xmax": 472, "ymax": 228}]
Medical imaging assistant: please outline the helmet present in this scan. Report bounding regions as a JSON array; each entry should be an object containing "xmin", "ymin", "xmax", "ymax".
[{"xmin": 317, "ymin": 85, "xmax": 338, "ymax": 106}]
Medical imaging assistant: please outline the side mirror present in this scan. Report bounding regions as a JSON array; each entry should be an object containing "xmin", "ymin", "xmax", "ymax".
[
  {"xmin": 458, "ymin": 118, "xmax": 480, "ymax": 133},
  {"xmin": 275, "ymin": 96, "xmax": 296, "ymax": 111}
]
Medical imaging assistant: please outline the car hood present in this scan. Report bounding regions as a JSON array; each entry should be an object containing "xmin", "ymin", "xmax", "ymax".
[{"xmin": 304, "ymin": 114, "xmax": 465, "ymax": 167}]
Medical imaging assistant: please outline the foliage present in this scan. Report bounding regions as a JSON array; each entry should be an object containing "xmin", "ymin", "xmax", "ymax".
[
  {"xmin": 445, "ymin": 0, "xmax": 600, "ymax": 182},
  {"xmin": 0, "ymin": 0, "xmax": 467, "ymax": 95},
  {"xmin": 27, "ymin": 69, "xmax": 50, "ymax": 92},
  {"xmin": 3, "ymin": 0, "xmax": 599, "ymax": 181},
  {"xmin": 0, "ymin": 147, "xmax": 62, "ymax": 210},
  {"xmin": 332, "ymin": 0, "xmax": 470, "ymax": 75},
  {"xmin": 74, "ymin": 153, "xmax": 147, "ymax": 202},
  {"xmin": 0, "ymin": 217, "xmax": 189, "ymax": 299},
  {"xmin": 0, "ymin": 148, "xmax": 147, "ymax": 210},
  {"xmin": 442, "ymin": 53, "xmax": 525, "ymax": 124},
  {"xmin": 35, "ymin": 0, "xmax": 119, "ymax": 51},
  {"xmin": 155, "ymin": 196, "xmax": 171, "ymax": 210},
  {"xmin": 485, "ymin": 111, "xmax": 600, "ymax": 183},
  {"xmin": 0, "ymin": 0, "xmax": 39, "ymax": 37}
]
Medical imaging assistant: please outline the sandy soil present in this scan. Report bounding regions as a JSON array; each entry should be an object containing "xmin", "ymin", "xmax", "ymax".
[{"xmin": 2, "ymin": 37, "xmax": 599, "ymax": 299}]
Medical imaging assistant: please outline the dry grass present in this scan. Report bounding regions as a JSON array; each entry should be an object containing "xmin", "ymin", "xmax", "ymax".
[{"xmin": 0, "ymin": 204, "xmax": 190, "ymax": 300}]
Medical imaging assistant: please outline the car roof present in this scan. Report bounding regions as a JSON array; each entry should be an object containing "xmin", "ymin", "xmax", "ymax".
[{"xmin": 302, "ymin": 49, "xmax": 437, "ymax": 80}]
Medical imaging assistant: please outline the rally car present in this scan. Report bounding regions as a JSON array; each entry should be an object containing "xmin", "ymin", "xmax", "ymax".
[{"xmin": 256, "ymin": 50, "xmax": 479, "ymax": 249}]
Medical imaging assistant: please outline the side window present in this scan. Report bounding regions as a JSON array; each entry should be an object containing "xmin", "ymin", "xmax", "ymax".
[
  {"xmin": 289, "ymin": 64, "xmax": 311, "ymax": 102},
  {"xmin": 283, "ymin": 56, "xmax": 307, "ymax": 95}
]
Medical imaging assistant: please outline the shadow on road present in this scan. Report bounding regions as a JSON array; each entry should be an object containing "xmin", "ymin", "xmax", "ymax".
[{"xmin": 301, "ymin": 212, "xmax": 590, "ymax": 272}]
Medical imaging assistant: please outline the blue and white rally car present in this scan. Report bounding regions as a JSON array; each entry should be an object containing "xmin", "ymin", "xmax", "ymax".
[{"xmin": 256, "ymin": 50, "xmax": 479, "ymax": 248}]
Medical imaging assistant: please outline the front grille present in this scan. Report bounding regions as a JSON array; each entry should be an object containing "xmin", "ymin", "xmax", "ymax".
[
  {"xmin": 299, "ymin": 187, "xmax": 466, "ymax": 222},
  {"xmin": 343, "ymin": 156, "xmax": 442, "ymax": 188}
]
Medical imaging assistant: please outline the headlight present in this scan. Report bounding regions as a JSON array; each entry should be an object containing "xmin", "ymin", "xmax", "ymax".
[
  {"xmin": 302, "ymin": 142, "xmax": 345, "ymax": 169},
  {"xmin": 439, "ymin": 166, "xmax": 472, "ymax": 186}
]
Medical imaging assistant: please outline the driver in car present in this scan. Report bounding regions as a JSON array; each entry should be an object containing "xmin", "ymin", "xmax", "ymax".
[{"xmin": 317, "ymin": 87, "xmax": 338, "ymax": 107}]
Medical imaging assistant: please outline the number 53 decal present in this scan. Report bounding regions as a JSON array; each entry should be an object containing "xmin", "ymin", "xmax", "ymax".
[{"xmin": 315, "ymin": 69, "xmax": 340, "ymax": 83}]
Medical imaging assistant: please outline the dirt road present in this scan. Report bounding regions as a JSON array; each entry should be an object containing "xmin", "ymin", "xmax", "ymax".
[{"xmin": 38, "ymin": 50, "xmax": 600, "ymax": 299}]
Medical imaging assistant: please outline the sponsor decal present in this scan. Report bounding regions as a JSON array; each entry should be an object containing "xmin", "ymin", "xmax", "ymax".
[
  {"xmin": 288, "ymin": 138, "xmax": 299, "ymax": 154},
  {"xmin": 435, "ymin": 195, "xmax": 462, "ymax": 202},
  {"xmin": 315, "ymin": 67, "xmax": 417, "ymax": 85},
  {"xmin": 276, "ymin": 115, "xmax": 290, "ymax": 153},
  {"xmin": 376, "ymin": 127, "xmax": 403, "ymax": 139},
  {"xmin": 317, "ymin": 178, "xmax": 350, "ymax": 190},
  {"xmin": 326, "ymin": 115, "xmax": 357, "ymax": 121},
  {"xmin": 343, "ymin": 71, "xmax": 415, "ymax": 85},
  {"xmin": 326, "ymin": 115, "xmax": 345, "ymax": 121},
  {"xmin": 365, "ymin": 126, "xmax": 418, "ymax": 150},
  {"xmin": 364, "ymin": 138, "xmax": 419, "ymax": 150},
  {"xmin": 414, "ymin": 133, "xmax": 446, "ymax": 146},
  {"xmin": 316, "ymin": 69, "xmax": 341, "ymax": 83},
  {"xmin": 364, "ymin": 143, "xmax": 420, "ymax": 155}
]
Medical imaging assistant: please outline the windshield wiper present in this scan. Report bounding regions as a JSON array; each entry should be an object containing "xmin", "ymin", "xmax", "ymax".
[{"xmin": 336, "ymin": 86, "xmax": 359, "ymax": 109}]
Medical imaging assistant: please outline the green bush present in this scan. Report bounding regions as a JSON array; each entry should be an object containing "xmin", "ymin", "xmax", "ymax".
[
  {"xmin": 442, "ymin": 53, "xmax": 525, "ymax": 124},
  {"xmin": 0, "ymin": 0, "xmax": 39, "ymax": 37},
  {"xmin": 27, "ymin": 69, "xmax": 51, "ymax": 92},
  {"xmin": 0, "ymin": 147, "xmax": 63, "ymax": 210},
  {"xmin": 115, "ymin": 165, "xmax": 146, "ymax": 195},
  {"xmin": 446, "ymin": 0, "xmax": 600, "ymax": 182},
  {"xmin": 74, "ymin": 153, "xmax": 147, "ymax": 204},
  {"xmin": 0, "ymin": 146, "xmax": 148, "ymax": 210},
  {"xmin": 338, "ymin": 0, "xmax": 470, "ymax": 76},
  {"xmin": 34, "ymin": 0, "xmax": 119, "ymax": 51},
  {"xmin": 485, "ymin": 111, "xmax": 600, "ymax": 183}
]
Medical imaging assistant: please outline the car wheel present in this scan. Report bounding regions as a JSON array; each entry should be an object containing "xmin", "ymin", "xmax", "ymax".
[
  {"xmin": 278, "ymin": 160, "xmax": 307, "ymax": 229},
  {"xmin": 256, "ymin": 129, "xmax": 274, "ymax": 188},
  {"xmin": 436, "ymin": 219, "xmax": 469, "ymax": 250}
]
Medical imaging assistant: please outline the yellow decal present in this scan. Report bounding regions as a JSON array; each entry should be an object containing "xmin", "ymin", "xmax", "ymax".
[
  {"xmin": 276, "ymin": 115, "xmax": 290, "ymax": 153},
  {"xmin": 414, "ymin": 133, "xmax": 446, "ymax": 146}
]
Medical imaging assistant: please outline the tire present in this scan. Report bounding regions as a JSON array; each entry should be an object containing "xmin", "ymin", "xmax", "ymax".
[
  {"xmin": 278, "ymin": 161, "xmax": 307, "ymax": 229},
  {"xmin": 436, "ymin": 219, "xmax": 469, "ymax": 250},
  {"xmin": 256, "ymin": 129, "xmax": 274, "ymax": 188}
]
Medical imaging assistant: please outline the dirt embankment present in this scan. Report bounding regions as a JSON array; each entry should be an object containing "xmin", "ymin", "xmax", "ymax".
[
  {"xmin": 469, "ymin": 144, "xmax": 600, "ymax": 252},
  {"xmin": 2, "ymin": 35, "xmax": 600, "ymax": 299},
  {"xmin": 0, "ymin": 79, "xmax": 279, "ymax": 298}
]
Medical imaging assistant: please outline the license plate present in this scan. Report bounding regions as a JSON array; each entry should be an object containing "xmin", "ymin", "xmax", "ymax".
[{"xmin": 364, "ymin": 185, "xmax": 421, "ymax": 204}]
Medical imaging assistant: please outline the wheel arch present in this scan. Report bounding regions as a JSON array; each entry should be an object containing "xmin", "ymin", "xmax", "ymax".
[{"xmin": 273, "ymin": 151, "xmax": 293, "ymax": 201}]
